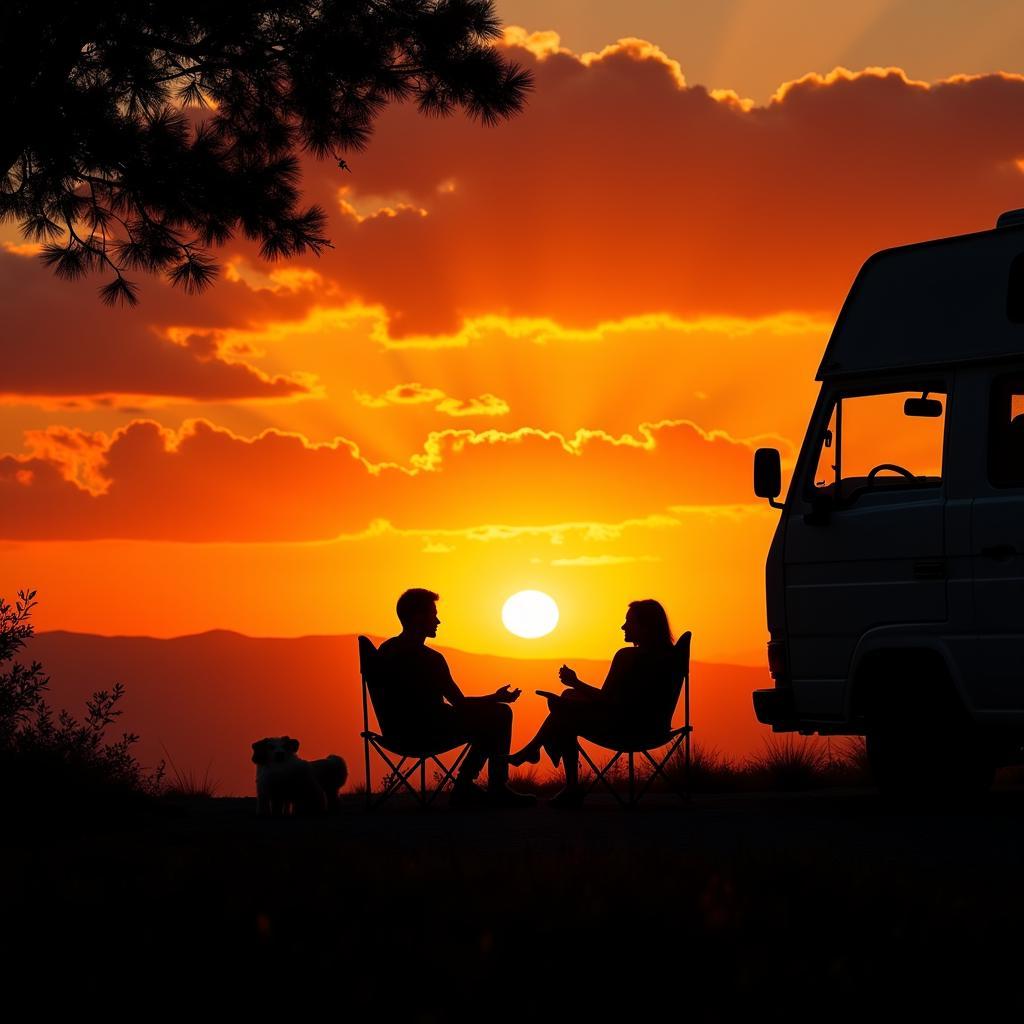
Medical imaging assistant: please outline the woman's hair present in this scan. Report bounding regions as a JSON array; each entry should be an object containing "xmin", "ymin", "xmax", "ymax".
[{"xmin": 627, "ymin": 599, "xmax": 674, "ymax": 648}]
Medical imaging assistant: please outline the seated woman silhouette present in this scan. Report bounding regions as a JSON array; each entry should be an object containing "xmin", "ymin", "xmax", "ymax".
[{"xmin": 508, "ymin": 599, "xmax": 679, "ymax": 807}]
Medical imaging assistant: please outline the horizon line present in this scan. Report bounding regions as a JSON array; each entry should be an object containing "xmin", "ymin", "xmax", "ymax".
[{"xmin": 32, "ymin": 627, "xmax": 766, "ymax": 670}]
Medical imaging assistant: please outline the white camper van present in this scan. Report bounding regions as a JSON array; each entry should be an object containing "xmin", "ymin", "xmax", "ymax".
[{"xmin": 753, "ymin": 210, "xmax": 1024, "ymax": 791}]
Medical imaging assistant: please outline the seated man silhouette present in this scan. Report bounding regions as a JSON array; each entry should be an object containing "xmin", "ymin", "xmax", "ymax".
[{"xmin": 375, "ymin": 589, "xmax": 535, "ymax": 808}]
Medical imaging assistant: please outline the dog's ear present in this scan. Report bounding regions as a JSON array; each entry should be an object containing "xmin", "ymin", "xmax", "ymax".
[
  {"xmin": 287, "ymin": 737, "xmax": 300, "ymax": 753},
  {"xmin": 252, "ymin": 739, "xmax": 270, "ymax": 765}
]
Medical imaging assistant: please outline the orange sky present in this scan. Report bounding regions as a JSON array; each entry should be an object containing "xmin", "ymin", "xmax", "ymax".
[{"xmin": 4, "ymin": 5, "xmax": 1024, "ymax": 665}]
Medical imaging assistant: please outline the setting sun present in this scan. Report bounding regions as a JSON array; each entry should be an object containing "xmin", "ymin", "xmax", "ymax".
[{"xmin": 501, "ymin": 590, "xmax": 560, "ymax": 639}]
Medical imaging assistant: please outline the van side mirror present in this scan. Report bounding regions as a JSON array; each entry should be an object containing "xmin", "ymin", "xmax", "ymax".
[
  {"xmin": 904, "ymin": 397, "xmax": 943, "ymax": 418},
  {"xmin": 754, "ymin": 448, "xmax": 784, "ymax": 509}
]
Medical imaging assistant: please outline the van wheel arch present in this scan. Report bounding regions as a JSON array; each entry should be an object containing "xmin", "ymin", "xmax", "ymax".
[
  {"xmin": 850, "ymin": 648, "xmax": 961, "ymax": 723},
  {"xmin": 850, "ymin": 648, "xmax": 995, "ymax": 795}
]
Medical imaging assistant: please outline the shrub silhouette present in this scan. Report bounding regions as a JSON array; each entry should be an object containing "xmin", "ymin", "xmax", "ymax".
[
  {"xmin": 0, "ymin": 588, "xmax": 165, "ymax": 820},
  {"xmin": 745, "ymin": 736, "xmax": 833, "ymax": 791},
  {"xmin": 662, "ymin": 743, "xmax": 742, "ymax": 793}
]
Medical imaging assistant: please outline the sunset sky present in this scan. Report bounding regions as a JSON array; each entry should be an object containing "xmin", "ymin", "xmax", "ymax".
[{"xmin": 4, "ymin": 1, "xmax": 1024, "ymax": 667}]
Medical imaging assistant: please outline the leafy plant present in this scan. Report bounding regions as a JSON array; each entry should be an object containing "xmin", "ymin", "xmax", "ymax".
[{"xmin": 0, "ymin": 588, "xmax": 166, "ymax": 818}]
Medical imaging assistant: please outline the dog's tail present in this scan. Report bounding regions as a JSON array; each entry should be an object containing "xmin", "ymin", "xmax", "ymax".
[{"xmin": 325, "ymin": 754, "xmax": 348, "ymax": 790}]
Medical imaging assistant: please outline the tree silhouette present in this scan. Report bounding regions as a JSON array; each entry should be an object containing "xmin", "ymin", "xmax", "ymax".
[{"xmin": 1, "ymin": 1, "xmax": 532, "ymax": 305}]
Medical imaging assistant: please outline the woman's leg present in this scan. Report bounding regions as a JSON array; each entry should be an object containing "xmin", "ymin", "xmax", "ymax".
[
  {"xmin": 546, "ymin": 730, "xmax": 587, "ymax": 806},
  {"xmin": 560, "ymin": 736, "xmax": 579, "ymax": 789},
  {"xmin": 508, "ymin": 721, "xmax": 547, "ymax": 766},
  {"xmin": 510, "ymin": 693, "xmax": 580, "ymax": 766},
  {"xmin": 548, "ymin": 699, "xmax": 589, "ymax": 793},
  {"xmin": 551, "ymin": 696, "xmax": 617, "ymax": 799}
]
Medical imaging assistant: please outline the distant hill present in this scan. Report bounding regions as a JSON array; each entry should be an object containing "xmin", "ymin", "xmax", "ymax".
[{"xmin": 27, "ymin": 630, "xmax": 774, "ymax": 796}]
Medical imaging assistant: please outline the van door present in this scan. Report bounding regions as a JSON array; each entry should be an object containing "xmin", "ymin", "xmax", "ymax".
[
  {"xmin": 971, "ymin": 369, "xmax": 1024, "ymax": 711},
  {"xmin": 785, "ymin": 384, "xmax": 948, "ymax": 717}
]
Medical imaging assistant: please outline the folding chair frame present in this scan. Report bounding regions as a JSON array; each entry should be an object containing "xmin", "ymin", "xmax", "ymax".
[
  {"xmin": 576, "ymin": 631, "xmax": 693, "ymax": 807},
  {"xmin": 577, "ymin": 726, "xmax": 691, "ymax": 806},
  {"xmin": 358, "ymin": 636, "xmax": 471, "ymax": 810}
]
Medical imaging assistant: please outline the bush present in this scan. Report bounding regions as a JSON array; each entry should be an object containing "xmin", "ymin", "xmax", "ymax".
[
  {"xmin": 745, "ymin": 735, "xmax": 834, "ymax": 791},
  {"xmin": 664, "ymin": 743, "xmax": 743, "ymax": 793},
  {"xmin": 0, "ymin": 588, "xmax": 165, "ymax": 821}
]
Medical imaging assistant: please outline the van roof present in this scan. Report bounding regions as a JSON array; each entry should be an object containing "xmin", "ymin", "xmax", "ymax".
[{"xmin": 817, "ymin": 217, "xmax": 1024, "ymax": 381}]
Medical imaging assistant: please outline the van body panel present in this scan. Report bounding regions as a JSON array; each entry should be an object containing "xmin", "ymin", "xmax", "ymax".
[
  {"xmin": 970, "ymin": 494, "xmax": 1024, "ymax": 710},
  {"xmin": 784, "ymin": 491, "xmax": 946, "ymax": 718},
  {"xmin": 818, "ymin": 224, "xmax": 1024, "ymax": 380}
]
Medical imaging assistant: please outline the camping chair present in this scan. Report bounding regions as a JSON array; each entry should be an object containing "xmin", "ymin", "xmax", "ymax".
[
  {"xmin": 358, "ymin": 635, "xmax": 471, "ymax": 810},
  {"xmin": 576, "ymin": 630, "xmax": 692, "ymax": 806}
]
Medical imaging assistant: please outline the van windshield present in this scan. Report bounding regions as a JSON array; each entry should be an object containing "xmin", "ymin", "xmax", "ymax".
[{"xmin": 811, "ymin": 389, "xmax": 945, "ymax": 500}]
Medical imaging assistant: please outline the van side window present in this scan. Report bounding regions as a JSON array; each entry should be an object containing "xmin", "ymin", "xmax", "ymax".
[
  {"xmin": 988, "ymin": 373, "xmax": 1024, "ymax": 486},
  {"xmin": 810, "ymin": 389, "xmax": 945, "ymax": 501},
  {"xmin": 812, "ymin": 404, "xmax": 839, "ymax": 491}
]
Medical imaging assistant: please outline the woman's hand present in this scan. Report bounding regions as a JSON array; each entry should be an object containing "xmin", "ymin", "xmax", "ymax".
[
  {"xmin": 494, "ymin": 684, "xmax": 521, "ymax": 703},
  {"xmin": 558, "ymin": 665, "xmax": 580, "ymax": 687}
]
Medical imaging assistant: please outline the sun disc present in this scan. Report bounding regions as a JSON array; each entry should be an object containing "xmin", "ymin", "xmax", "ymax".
[{"xmin": 502, "ymin": 590, "xmax": 559, "ymax": 639}]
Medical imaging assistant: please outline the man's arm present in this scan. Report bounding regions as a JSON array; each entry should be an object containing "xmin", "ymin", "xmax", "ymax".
[
  {"xmin": 435, "ymin": 654, "xmax": 468, "ymax": 706},
  {"xmin": 435, "ymin": 653, "xmax": 518, "ymax": 705}
]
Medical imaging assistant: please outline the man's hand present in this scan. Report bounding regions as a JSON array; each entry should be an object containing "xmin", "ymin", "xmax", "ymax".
[
  {"xmin": 494, "ymin": 684, "xmax": 521, "ymax": 703},
  {"xmin": 558, "ymin": 665, "xmax": 580, "ymax": 687}
]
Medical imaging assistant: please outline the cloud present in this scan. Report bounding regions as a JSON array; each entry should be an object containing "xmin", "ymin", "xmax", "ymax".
[
  {"xmin": 435, "ymin": 395, "xmax": 510, "ymax": 417},
  {"xmin": 8, "ymin": 34, "xmax": 1022, "ymax": 410},
  {"xmin": 355, "ymin": 382, "xmax": 446, "ymax": 407},
  {"xmin": 354, "ymin": 382, "xmax": 509, "ymax": 417},
  {"xmin": 549, "ymin": 554, "xmax": 661, "ymax": 567},
  {"xmin": 0, "ymin": 250, "xmax": 320, "ymax": 405},
  {"xmin": 271, "ymin": 35, "xmax": 1024, "ymax": 335},
  {"xmin": 0, "ymin": 416, "xmax": 771, "ymax": 540},
  {"xmin": 421, "ymin": 541, "xmax": 455, "ymax": 554}
]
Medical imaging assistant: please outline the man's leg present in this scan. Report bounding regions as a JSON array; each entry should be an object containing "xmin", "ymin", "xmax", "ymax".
[
  {"xmin": 453, "ymin": 702, "xmax": 512, "ymax": 790},
  {"xmin": 456, "ymin": 734, "xmax": 488, "ymax": 786},
  {"xmin": 561, "ymin": 739, "xmax": 579, "ymax": 789}
]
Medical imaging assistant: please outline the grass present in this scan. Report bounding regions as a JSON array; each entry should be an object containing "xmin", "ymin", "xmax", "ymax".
[
  {"xmin": 564, "ymin": 736, "xmax": 874, "ymax": 796},
  {"xmin": 159, "ymin": 744, "xmax": 219, "ymax": 799},
  {"xmin": 508, "ymin": 763, "xmax": 564, "ymax": 796},
  {"xmin": 732, "ymin": 735, "xmax": 871, "ymax": 791},
  {"xmin": 670, "ymin": 744, "xmax": 743, "ymax": 793},
  {"xmin": 347, "ymin": 734, "xmax": 917, "ymax": 798},
  {"xmin": 237, "ymin": 733, "xmax": 1024, "ymax": 802},
  {"xmin": 745, "ymin": 735, "xmax": 832, "ymax": 790}
]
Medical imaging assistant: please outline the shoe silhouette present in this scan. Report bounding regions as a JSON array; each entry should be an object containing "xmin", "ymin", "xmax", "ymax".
[
  {"xmin": 507, "ymin": 745, "xmax": 541, "ymax": 768},
  {"xmin": 449, "ymin": 779, "xmax": 489, "ymax": 808},
  {"xmin": 547, "ymin": 787, "xmax": 585, "ymax": 809},
  {"xmin": 487, "ymin": 784, "xmax": 536, "ymax": 808}
]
